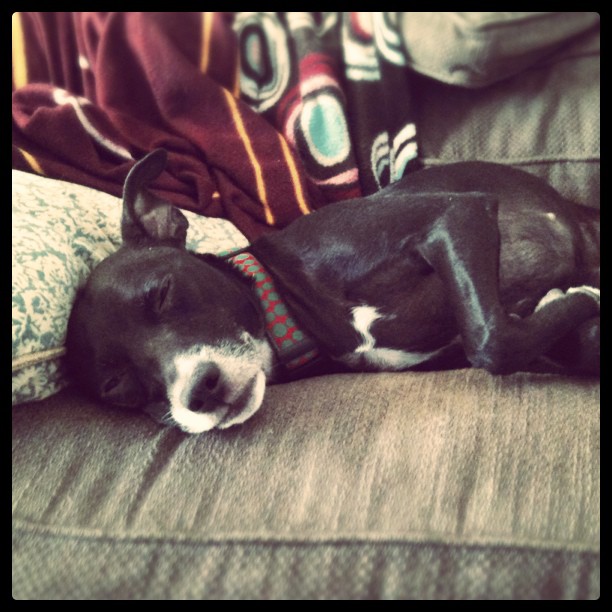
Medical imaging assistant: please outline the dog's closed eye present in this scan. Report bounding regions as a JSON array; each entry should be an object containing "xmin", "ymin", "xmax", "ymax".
[
  {"xmin": 99, "ymin": 368, "xmax": 143, "ymax": 409},
  {"xmin": 102, "ymin": 375, "xmax": 121, "ymax": 394},
  {"xmin": 147, "ymin": 274, "xmax": 173, "ymax": 315}
]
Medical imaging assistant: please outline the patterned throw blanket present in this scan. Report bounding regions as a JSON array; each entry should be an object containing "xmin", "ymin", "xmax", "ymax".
[{"xmin": 12, "ymin": 12, "xmax": 418, "ymax": 241}]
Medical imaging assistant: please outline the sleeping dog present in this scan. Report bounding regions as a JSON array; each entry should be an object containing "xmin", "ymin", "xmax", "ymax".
[{"xmin": 66, "ymin": 149, "xmax": 600, "ymax": 433}]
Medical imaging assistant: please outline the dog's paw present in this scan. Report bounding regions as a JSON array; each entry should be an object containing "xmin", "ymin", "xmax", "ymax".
[
  {"xmin": 567, "ymin": 285, "xmax": 600, "ymax": 306},
  {"xmin": 535, "ymin": 286, "xmax": 600, "ymax": 314},
  {"xmin": 535, "ymin": 288, "xmax": 565, "ymax": 312}
]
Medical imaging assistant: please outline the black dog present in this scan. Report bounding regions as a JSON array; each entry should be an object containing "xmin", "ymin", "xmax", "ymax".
[{"xmin": 66, "ymin": 149, "xmax": 600, "ymax": 433}]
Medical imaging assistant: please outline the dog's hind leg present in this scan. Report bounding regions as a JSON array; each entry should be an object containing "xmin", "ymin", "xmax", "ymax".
[
  {"xmin": 532, "ymin": 287, "xmax": 599, "ymax": 374},
  {"xmin": 542, "ymin": 315, "xmax": 600, "ymax": 375},
  {"xmin": 416, "ymin": 194, "xmax": 600, "ymax": 374}
]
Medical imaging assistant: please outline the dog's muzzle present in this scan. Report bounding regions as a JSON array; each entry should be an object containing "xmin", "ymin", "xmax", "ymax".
[{"xmin": 164, "ymin": 335, "xmax": 272, "ymax": 433}]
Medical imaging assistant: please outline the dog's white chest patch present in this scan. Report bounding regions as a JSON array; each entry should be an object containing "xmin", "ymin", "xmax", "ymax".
[
  {"xmin": 347, "ymin": 305, "xmax": 445, "ymax": 370},
  {"xmin": 352, "ymin": 305, "xmax": 382, "ymax": 352}
]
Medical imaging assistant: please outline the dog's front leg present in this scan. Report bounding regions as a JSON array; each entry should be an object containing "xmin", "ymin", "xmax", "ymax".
[{"xmin": 417, "ymin": 194, "xmax": 599, "ymax": 374}]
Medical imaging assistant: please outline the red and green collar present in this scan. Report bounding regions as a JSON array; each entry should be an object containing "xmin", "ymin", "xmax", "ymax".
[{"xmin": 226, "ymin": 251, "xmax": 320, "ymax": 374}]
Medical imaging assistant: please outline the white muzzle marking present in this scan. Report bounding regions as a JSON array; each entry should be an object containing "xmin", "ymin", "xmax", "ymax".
[{"xmin": 166, "ymin": 334, "xmax": 272, "ymax": 434}]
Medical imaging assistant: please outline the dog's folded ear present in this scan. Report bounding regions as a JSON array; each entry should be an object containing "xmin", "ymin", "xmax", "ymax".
[{"xmin": 121, "ymin": 149, "xmax": 189, "ymax": 248}]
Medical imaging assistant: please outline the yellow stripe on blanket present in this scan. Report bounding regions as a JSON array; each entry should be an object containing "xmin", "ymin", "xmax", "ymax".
[
  {"xmin": 233, "ymin": 48, "xmax": 241, "ymax": 99},
  {"xmin": 222, "ymin": 88, "xmax": 274, "ymax": 226},
  {"xmin": 278, "ymin": 134, "xmax": 312, "ymax": 216},
  {"xmin": 18, "ymin": 148, "xmax": 44, "ymax": 175},
  {"xmin": 12, "ymin": 12, "xmax": 28, "ymax": 89},
  {"xmin": 200, "ymin": 12, "xmax": 214, "ymax": 74}
]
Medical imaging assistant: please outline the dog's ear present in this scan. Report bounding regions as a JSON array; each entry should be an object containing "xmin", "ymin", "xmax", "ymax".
[{"xmin": 121, "ymin": 149, "xmax": 189, "ymax": 248}]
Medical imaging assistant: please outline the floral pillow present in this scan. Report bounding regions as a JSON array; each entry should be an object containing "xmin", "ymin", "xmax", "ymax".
[{"xmin": 12, "ymin": 170, "xmax": 248, "ymax": 405}]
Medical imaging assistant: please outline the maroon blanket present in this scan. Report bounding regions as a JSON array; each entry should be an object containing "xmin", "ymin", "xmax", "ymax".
[{"xmin": 12, "ymin": 12, "xmax": 418, "ymax": 241}]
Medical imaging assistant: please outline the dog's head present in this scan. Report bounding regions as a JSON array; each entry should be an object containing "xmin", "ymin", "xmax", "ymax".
[{"xmin": 66, "ymin": 150, "xmax": 273, "ymax": 433}]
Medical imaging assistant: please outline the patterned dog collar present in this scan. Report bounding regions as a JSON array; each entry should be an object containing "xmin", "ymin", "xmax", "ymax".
[{"xmin": 227, "ymin": 251, "xmax": 320, "ymax": 373}]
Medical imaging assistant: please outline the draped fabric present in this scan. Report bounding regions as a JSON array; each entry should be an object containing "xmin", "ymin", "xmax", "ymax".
[{"xmin": 12, "ymin": 12, "xmax": 418, "ymax": 240}]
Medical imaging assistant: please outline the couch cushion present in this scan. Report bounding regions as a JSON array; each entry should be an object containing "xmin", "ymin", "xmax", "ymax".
[
  {"xmin": 400, "ymin": 12, "xmax": 600, "ymax": 88},
  {"xmin": 12, "ymin": 369, "xmax": 600, "ymax": 599},
  {"xmin": 412, "ymin": 26, "xmax": 600, "ymax": 210}
]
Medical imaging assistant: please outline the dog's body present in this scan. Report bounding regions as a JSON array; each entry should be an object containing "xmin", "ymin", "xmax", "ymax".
[{"xmin": 66, "ymin": 150, "xmax": 600, "ymax": 433}]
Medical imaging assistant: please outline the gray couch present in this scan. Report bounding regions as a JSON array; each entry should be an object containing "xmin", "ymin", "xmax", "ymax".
[{"xmin": 12, "ymin": 13, "xmax": 599, "ymax": 599}]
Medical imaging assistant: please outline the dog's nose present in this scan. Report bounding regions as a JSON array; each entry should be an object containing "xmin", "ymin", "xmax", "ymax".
[{"xmin": 188, "ymin": 362, "xmax": 225, "ymax": 412}]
